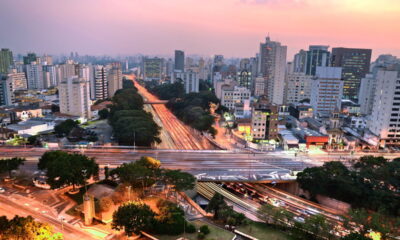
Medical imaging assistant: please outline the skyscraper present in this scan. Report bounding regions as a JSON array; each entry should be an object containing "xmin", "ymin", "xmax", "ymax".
[
  {"xmin": 284, "ymin": 72, "xmax": 313, "ymax": 104},
  {"xmin": 142, "ymin": 57, "xmax": 163, "ymax": 81},
  {"xmin": 367, "ymin": 69, "xmax": 400, "ymax": 147},
  {"xmin": 258, "ymin": 37, "xmax": 287, "ymax": 105},
  {"xmin": 0, "ymin": 75, "xmax": 15, "ymax": 106},
  {"xmin": 26, "ymin": 61, "xmax": 44, "ymax": 90},
  {"xmin": 331, "ymin": 47, "xmax": 372, "ymax": 102},
  {"xmin": 174, "ymin": 50, "xmax": 185, "ymax": 72},
  {"xmin": 23, "ymin": 53, "xmax": 38, "ymax": 65},
  {"xmin": 305, "ymin": 45, "xmax": 330, "ymax": 76},
  {"xmin": 59, "ymin": 76, "xmax": 91, "ymax": 119},
  {"xmin": 0, "ymin": 48, "xmax": 13, "ymax": 74},
  {"xmin": 311, "ymin": 67, "xmax": 343, "ymax": 117},
  {"xmin": 293, "ymin": 49, "xmax": 307, "ymax": 73},
  {"xmin": 107, "ymin": 62, "xmax": 122, "ymax": 97},
  {"xmin": 6, "ymin": 69, "xmax": 27, "ymax": 91},
  {"xmin": 92, "ymin": 65, "xmax": 108, "ymax": 100},
  {"xmin": 237, "ymin": 70, "xmax": 252, "ymax": 90}
]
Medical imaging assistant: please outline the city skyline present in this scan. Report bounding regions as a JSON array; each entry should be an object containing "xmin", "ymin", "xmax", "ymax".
[{"xmin": 1, "ymin": 0, "xmax": 399, "ymax": 59}]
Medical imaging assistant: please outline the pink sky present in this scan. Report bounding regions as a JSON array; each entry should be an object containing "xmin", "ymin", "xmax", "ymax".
[{"xmin": 0, "ymin": 0, "xmax": 399, "ymax": 60}]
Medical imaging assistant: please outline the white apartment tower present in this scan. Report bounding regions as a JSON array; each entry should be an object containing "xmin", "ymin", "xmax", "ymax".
[
  {"xmin": 59, "ymin": 76, "xmax": 91, "ymax": 119},
  {"xmin": 367, "ymin": 70, "xmax": 400, "ymax": 147},
  {"xmin": 92, "ymin": 65, "xmax": 108, "ymax": 100},
  {"xmin": 284, "ymin": 72, "xmax": 313, "ymax": 104},
  {"xmin": 310, "ymin": 67, "xmax": 343, "ymax": 117},
  {"xmin": 107, "ymin": 63, "xmax": 122, "ymax": 97},
  {"xmin": 26, "ymin": 62, "xmax": 44, "ymax": 90},
  {"xmin": 358, "ymin": 73, "xmax": 376, "ymax": 115},
  {"xmin": 7, "ymin": 69, "xmax": 27, "ymax": 90},
  {"xmin": 258, "ymin": 37, "xmax": 287, "ymax": 104},
  {"xmin": 221, "ymin": 86, "xmax": 251, "ymax": 109}
]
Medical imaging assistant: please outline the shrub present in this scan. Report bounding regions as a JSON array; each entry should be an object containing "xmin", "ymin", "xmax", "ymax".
[
  {"xmin": 186, "ymin": 224, "xmax": 196, "ymax": 233},
  {"xmin": 199, "ymin": 225, "xmax": 210, "ymax": 235},
  {"xmin": 197, "ymin": 232, "xmax": 205, "ymax": 240}
]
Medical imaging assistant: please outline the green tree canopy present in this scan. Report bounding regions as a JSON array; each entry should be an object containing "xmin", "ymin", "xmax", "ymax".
[
  {"xmin": 164, "ymin": 169, "xmax": 195, "ymax": 192},
  {"xmin": 111, "ymin": 88, "xmax": 144, "ymax": 111},
  {"xmin": 206, "ymin": 193, "xmax": 227, "ymax": 220},
  {"xmin": 38, "ymin": 151, "xmax": 98, "ymax": 190},
  {"xmin": 110, "ymin": 157, "xmax": 161, "ymax": 190},
  {"xmin": 0, "ymin": 157, "xmax": 25, "ymax": 178},
  {"xmin": 297, "ymin": 157, "xmax": 400, "ymax": 216},
  {"xmin": 0, "ymin": 215, "xmax": 63, "ymax": 240},
  {"xmin": 54, "ymin": 119, "xmax": 79, "ymax": 137},
  {"xmin": 112, "ymin": 202, "xmax": 156, "ymax": 236}
]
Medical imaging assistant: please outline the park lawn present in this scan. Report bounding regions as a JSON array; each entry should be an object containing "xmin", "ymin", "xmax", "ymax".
[
  {"xmin": 154, "ymin": 220, "xmax": 234, "ymax": 240},
  {"xmin": 238, "ymin": 221, "xmax": 294, "ymax": 240}
]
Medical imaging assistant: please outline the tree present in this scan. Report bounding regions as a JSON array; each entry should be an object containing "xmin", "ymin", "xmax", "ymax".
[
  {"xmin": 38, "ymin": 151, "xmax": 99, "ymax": 190},
  {"xmin": 199, "ymin": 225, "xmax": 210, "ymax": 235},
  {"xmin": 111, "ymin": 88, "xmax": 144, "ymax": 111},
  {"xmin": 110, "ymin": 157, "xmax": 161, "ymax": 192},
  {"xmin": 0, "ymin": 157, "xmax": 25, "ymax": 178},
  {"xmin": 104, "ymin": 166, "xmax": 110, "ymax": 180},
  {"xmin": 0, "ymin": 215, "xmax": 63, "ymax": 240},
  {"xmin": 109, "ymin": 110, "xmax": 161, "ymax": 146},
  {"xmin": 153, "ymin": 199, "xmax": 187, "ymax": 235},
  {"xmin": 122, "ymin": 78, "xmax": 135, "ymax": 89},
  {"xmin": 164, "ymin": 169, "xmax": 195, "ymax": 191},
  {"xmin": 27, "ymin": 135, "xmax": 41, "ymax": 146},
  {"xmin": 98, "ymin": 108, "xmax": 109, "ymax": 119},
  {"xmin": 54, "ymin": 119, "xmax": 79, "ymax": 137},
  {"xmin": 112, "ymin": 202, "xmax": 156, "ymax": 236},
  {"xmin": 303, "ymin": 214, "xmax": 332, "ymax": 239},
  {"xmin": 206, "ymin": 193, "xmax": 227, "ymax": 219}
]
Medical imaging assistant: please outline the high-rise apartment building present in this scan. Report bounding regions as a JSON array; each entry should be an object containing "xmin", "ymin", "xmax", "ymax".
[
  {"xmin": 331, "ymin": 47, "xmax": 372, "ymax": 102},
  {"xmin": 305, "ymin": 46, "xmax": 330, "ymax": 76},
  {"xmin": 174, "ymin": 70, "xmax": 199, "ymax": 94},
  {"xmin": 26, "ymin": 62, "xmax": 44, "ymax": 90},
  {"xmin": 0, "ymin": 49, "xmax": 13, "ymax": 74},
  {"xmin": 251, "ymin": 99, "xmax": 279, "ymax": 140},
  {"xmin": 0, "ymin": 76, "xmax": 15, "ymax": 106},
  {"xmin": 174, "ymin": 50, "xmax": 185, "ymax": 72},
  {"xmin": 42, "ymin": 65, "xmax": 57, "ymax": 88},
  {"xmin": 358, "ymin": 73, "xmax": 376, "ymax": 115},
  {"xmin": 6, "ymin": 69, "xmax": 27, "ymax": 91},
  {"xmin": 59, "ymin": 76, "xmax": 91, "ymax": 119},
  {"xmin": 258, "ymin": 37, "xmax": 287, "ymax": 104},
  {"xmin": 237, "ymin": 70, "xmax": 252, "ymax": 90},
  {"xmin": 293, "ymin": 49, "xmax": 307, "ymax": 73},
  {"xmin": 284, "ymin": 72, "xmax": 313, "ymax": 104},
  {"xmin": 23, "ymin": 53, "xmax": 38, "ymax": 65},
  {"xmin": 254, "ymin": 76, "xmax": 266, "ymax": 97},
  {"xmin": 311, "ymin": 67, "xmax": 343, "ymax": 117},
  {"xmin": 368, "ymin": 70, "xmax": 400, "ymax": 147},
  {"xmin": 92, "ymin": 65, "xmax": 108, "ymax": 100},
  {"xmin": 143, "ymin": 57, "xmax": 163, "ymax": 81},
  {"xmin": 107, "ymin": 63, "xmax": 122, "ymax": 97},
  {"xmin": 221, "ymin": 86, "xmax": 251, "ymax": 109}
]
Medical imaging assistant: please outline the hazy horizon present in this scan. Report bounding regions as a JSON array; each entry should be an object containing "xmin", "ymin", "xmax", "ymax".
[{"xmin": 1, "ymin": 0, "xmax": 399, "ymax": 60}]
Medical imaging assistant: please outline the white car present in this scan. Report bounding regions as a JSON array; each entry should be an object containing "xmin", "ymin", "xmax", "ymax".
[
  {"xmin": 294, "ymin": 216, "xmax": 305, "ymax": 223},
  {"xmin": 0, "ymin": 187, "xmax": 5, "ymax": 193}
]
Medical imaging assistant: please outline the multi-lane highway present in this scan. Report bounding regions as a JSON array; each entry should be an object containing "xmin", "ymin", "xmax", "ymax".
[
  {"xmin": 126, "ymin": 75, "xmax": 215, "ymax": 150},
  {"xmin": 0, "ymin": 147, "xmax": 316, "ymax": 181}
]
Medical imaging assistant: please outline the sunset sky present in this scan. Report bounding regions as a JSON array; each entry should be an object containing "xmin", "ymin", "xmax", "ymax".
[{"xmin": 1, "ymin": 0, "xmax": 399, "ymax": 60}]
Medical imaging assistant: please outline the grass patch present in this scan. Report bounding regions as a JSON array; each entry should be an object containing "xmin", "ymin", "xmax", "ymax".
[
  {"xmin": 237, "ymin": 221, "xmax": 294, "ymax": 240},
  {"xmin": 154, "ymin": 220, "xmax": 234, "ymax": 240}
]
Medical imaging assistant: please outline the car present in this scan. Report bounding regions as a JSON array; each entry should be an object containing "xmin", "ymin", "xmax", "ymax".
[
  {"xmin": 0, "ymin": 187, "xmax": 5, "ymax": 193},
  {"xmin": 294, "ymin": 216, "xmax": 305, "ymax": 223}
]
